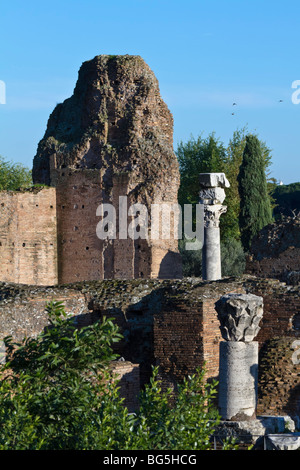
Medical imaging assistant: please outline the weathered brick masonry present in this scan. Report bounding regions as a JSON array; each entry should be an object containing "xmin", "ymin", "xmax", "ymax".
[
  {"xmin": 25, "ymin": 54, "xmax": 182, "ymax": 284},
  {"xmin": 246, "ymin": 216, "xmax": 300, "ymax": 284},
  {"xmin": 243, "ymin": 277, "xmax": 300, "ymax": 417},
  {"xmin": 1, "ymin": 276, "xmax": 299, "ymax": 415},
  {"xmin": 0, "ymin": 188, "xmax": 58, "ymax": 286}
]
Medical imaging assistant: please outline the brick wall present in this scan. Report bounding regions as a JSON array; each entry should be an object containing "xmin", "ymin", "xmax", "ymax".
[
  {"xmin": 0, "ymin": 188, "xmax": 58, "ymax": 286},
  {"xmin": 245, "ymin": 278, "xmax": 300, "ymax": 347},
  {"xmin": 246, "ymin": 247, "xmax": 300, "ymax": 282},
  {"xmin": 153, "ymin": 280, "xmax": 246, "ymax": 389},
  {"xmin": 0, "ymin": 166, "xmax": 182, "ymax": 286},
  {"xmin": 245, "ymin": 216, "xmax": 300, "ymax": 284},
  {"xmin": 54, "ymin": 169, "xmax": 104, "ymax": 284},
  {"xmin": 257, "ymin": 337, "xmax": 300, "ymax": 417},
  {"xmin": 0, "ymin": 276, "xmax": 299, "ymax": 417},
  {"xmin": 110, "ymin": 361, "xmax": 140, "ymax": 412}
]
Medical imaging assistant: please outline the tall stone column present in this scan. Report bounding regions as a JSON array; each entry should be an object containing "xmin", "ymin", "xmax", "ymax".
[
  {"xmin": 215, "ymin": 293, "xmax": 264, "ymax": 421},
  {"xmin": 199, "ymin": 173, "xmax": 230, "ymax": 281}
]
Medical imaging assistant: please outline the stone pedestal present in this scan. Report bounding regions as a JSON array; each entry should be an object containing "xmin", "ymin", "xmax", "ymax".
[
  {"xmin": 199, "ymin": 173, "xmax": 230, "ymax": 281},
  {"xmin": 215, "ymin": 293, "xmax": 264, "ymax": 422},
  {"xmin": 218, "ymin": 341, "xmax": 258, "ymax": 421}
]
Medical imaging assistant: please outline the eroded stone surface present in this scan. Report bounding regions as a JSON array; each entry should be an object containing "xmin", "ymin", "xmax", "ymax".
[
  {"xmin": 215, "ymin": 293, "xmax": 263, "ymax": 342},
  {"xmin": 218, "ymin": 341, "xmax": 258, "ymax": 421},
  {"xmin": 30, "ymin": 55, "xmax": 182, "ymax": 281},
  {"xmin": 199, "ymin": 173, "xmax": 230, "ymax": 189},
  {"xmin": 199, "ymin": 187, "xmax": 226, "ymax": 205},
  {"xmin": 266, "ymin": 434, "xmax": 300, "ymax": 450},
  {"xmin": 32, "ymin": 54, "xmax": 179, "ymax": 203}
]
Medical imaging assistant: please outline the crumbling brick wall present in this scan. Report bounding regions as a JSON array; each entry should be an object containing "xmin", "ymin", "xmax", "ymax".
[
  {"xmin": 28, "ymin": 54, "xmax": 182, "ymax": 284},
  {"xmin": 0, "ymin": 188, "xmax": 58, "ymax": 286},
  {"xmin": 110, "ymin": 361, "xmax": 140, "ymax": 412},
  {"xmin": 245, "ymin": 277, "xmax": 300, "ymax": 346},
  {"xmin": 257, "ymin": 337, "xmax": 300, "ymax": 417},
  {"xmin": 0, "ymin": 283, "xmax": 89, "ymax": 341},
  {"xmin": 0, "ymin": 276, "xmax": 299, "ymax": 416},
  {"xmin": 246, "ymin": 216, "xmax": 300, "ymax": 284}
]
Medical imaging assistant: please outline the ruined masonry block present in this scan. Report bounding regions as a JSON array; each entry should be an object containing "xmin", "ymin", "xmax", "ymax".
[
  {"xmin": 198, "ymin": 173, "xmax": 230, "ymax": 189},
  {"xmin": 0, "ymin": 55, "xmax": 183, "ymax": 285}
]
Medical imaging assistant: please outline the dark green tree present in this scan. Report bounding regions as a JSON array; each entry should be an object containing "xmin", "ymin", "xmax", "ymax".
[{"xmin": 238, "ymin": 134, "xmax": 273, "ymax": 251}]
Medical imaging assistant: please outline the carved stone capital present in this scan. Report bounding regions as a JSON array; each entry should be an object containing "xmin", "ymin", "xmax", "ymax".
[
  {"xmin": 215, "ymin": 293, "xmax": 264, "ymax": 342},
  {"xmin": 203, "ymin": 204, "xmax": 227, "ymax": 228},
  {"xmin": 199, "ymin": 187, "xmax": 226, "ymax": 205}
]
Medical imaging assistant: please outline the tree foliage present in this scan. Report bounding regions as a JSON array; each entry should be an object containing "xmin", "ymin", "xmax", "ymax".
[
  {"xmin": 176, "ymin": 128, "xmax": 273, "ymax": 242},
  {"xmin": 179, "ymin": 238, "xmax": 246, "ymax": 278},
  {"xmin": 0, "ymin": 155, "xmax": 32, "ymax": 191},
  {"xmin": 0, "ymin": 302, "xmax": 232, "ymax": 450},
  {"xmin": 238, "ymin": 134, "xmax": 273, "ymax": 251},
  {"xmin": 177, "ymin": 132, "xmax": 227, "ymax": 207},
  {"xmin": 272, "ymin": 182, "xmax": 300, "ymax": 219}
]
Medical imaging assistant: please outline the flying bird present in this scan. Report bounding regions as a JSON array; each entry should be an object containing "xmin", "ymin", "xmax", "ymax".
[{"xmin": 232, "ymin": 102, "xmax": 237, "ymax": 106}]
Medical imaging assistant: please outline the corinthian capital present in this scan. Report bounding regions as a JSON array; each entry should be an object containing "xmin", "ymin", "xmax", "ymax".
[
  {"xmin": 203, "ymin": 204, "xmax": 227, "ymax": 228},
  {"xmin": 215, "ymin": 293, "xmax": 264, "ymax": 342}
]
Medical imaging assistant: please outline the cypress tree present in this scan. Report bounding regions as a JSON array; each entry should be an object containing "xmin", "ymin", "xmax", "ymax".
[{"xmin": 238, "ymin": 134, "xmax": 273, "ymax": 251}]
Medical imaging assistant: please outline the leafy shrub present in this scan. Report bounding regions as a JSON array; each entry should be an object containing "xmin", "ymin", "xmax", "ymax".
[
  {"xmin": 0, "ymin": 155, "xmax": 32, "ymax": 191},
  {"xmin": 0, "ymin": 301, "xmax": 234, "ymax": 450},
  {"xmin": 179, "ymin": 237, "xmax": 245, "ymax": 278}
]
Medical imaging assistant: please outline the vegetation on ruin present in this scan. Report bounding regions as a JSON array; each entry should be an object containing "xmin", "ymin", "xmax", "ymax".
[
  {"xmin": 0, "ymin": 301, "xmax": 235, "ymax": 450},
  {"xmin": 0, "ymin": 155, "xmax": 32, "ymax": 191}
]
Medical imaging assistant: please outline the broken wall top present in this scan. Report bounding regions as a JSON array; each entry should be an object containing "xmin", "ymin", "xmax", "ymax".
[
  {"xmin": 32, "ymin": 54, "xmax": 179, "ymax": 205},
  {"xmin": 250, "ymin": 215, "xmax": 300, "ymax": 260}
]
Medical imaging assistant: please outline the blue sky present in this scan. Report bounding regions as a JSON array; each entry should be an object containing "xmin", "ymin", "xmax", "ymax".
[{"xmin": 1, "ymin": 0, "xmax": 300, "ymax": 184}]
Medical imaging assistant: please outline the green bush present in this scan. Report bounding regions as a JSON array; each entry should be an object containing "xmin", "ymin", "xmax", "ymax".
[
  {"xmin": 0, "ymin": 301, "xmax": 128, "ymax": 450},
  {"xmin": 179, "ymin": 237, "xmax": 245, "ymax": 278},
  {"xmin": 0, "ymin": 302, "xmax": 234, "ymax": 450},
  {"xmin": 221, "ymin": 238, "xmax": 246, "ymax": 277},
  {"xmin": 0, "ymin": 155, "xmax": 32, "ymax": 191},
  {"xmin": 179, "ymin": 238, "xmax": 202, "ymax": 277}
]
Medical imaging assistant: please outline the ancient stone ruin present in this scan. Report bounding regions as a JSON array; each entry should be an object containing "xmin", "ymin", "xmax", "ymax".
[
  {"xmin": 215, "ymin": 293, "xmax": 263, "ymax": 421},
  {"xmin": 199, "ymin": 172, "xmax": 230, "ymax": 281},
  {"xmin": 246, "ymin": 215, "xmax": 300, "ymax": 284},
  {"xmin": 0, "ymin": 55, "xmax": 182, "ymax": 285},
  {"xmin": 0, "ymin": 53, "xmax": 300, "ymax": 449}
]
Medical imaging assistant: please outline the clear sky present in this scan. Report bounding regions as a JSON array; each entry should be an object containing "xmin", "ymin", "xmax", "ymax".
[{"xmin": 1, "ymin": 0, "xmax": 300, "ymax": 184}]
